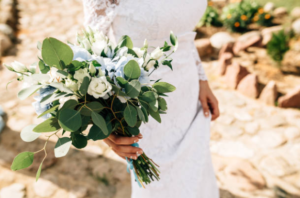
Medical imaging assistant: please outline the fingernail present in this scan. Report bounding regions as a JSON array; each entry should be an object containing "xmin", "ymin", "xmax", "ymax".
[
  {"xmin": 132, "ymin": 135, "xmax": 135, "ymax": 137},
  {"xmin": 138, "ymin": 134, "xmax": 143, "ymax": 138},
  {"xmin": 134, "ymin": 139, "xmax": 138, "ymax": 143},
  {"xmin": 134, "ymin": 156, "xmax": 137, "ymax": 160},
  {"xmin": 205, "ymin": 112, "xmax": 209, "ymax": 117},
  {"xmin": 130, "ymin": 156, "xmax": 133, "ymax": 159}
]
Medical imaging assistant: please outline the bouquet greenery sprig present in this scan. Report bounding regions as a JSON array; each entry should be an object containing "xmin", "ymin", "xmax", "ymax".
[{"xmin": 5, "ymin": 28, "xmax": 178, "ymax": 187}]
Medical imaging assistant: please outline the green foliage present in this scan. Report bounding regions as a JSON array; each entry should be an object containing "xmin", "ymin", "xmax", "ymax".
[
  {"xmin": 54, "ymin": 137, "xmax": 72, "ymax": 158},
  {"xmin": 125, "ymin": 80, "xmax": 141, "ymax": 98},
  {"xmin": 118, "ymin": 35, "xmax": 133, "ymax": 49},
  {"xmin": 20, "ymin": 125, "xmax": 41, "ymax": 142},
  {"xmin": 221, "ymin": 1, "xmax": 259, "ymax": 32},
  {"xmin": 267, "ymin": 30, "xmax": 290, "ymax": 64},
  {"xmin": 91, "ymin": 112, "xmax": 108, "ymax": 135},
  {"xmin": 88, "ymin": 125, "xmax": 110, "ymax": 140},
  {"xmin": 18, "ymin": 85, "xmax": 42, "ymax": 100},
  {"xmin": 198, "ymin": 5, "xmax": 222, "ymax": 27},
  {"xmin": 252, "ymin": 8, "xmax": 273, "ymax": 26},
  {"xmin": 124, "ymin": 105, "xmax": 137, "ymax": 127},
  {"xmin": 33, "ymin": 117, "xmax": 61, "ymax": 132},
  {"xmin": 79, "ymin": 76, "xmax": 90, "ymax": 95},
  {"xmin": 58, "ymin": 109, "xmax": 82, "ymax": 132},
  {"xmin": 71, "ymin": 133, "xmax": 88, "ymax": 149},
  {"xmin": 80, "ymin": 101, "xmax": 103, "ymax": 116},
  {"xmin": 152, "ymin": 82, "xmax": 176, "ymax": 93},
  {"xmin": 124, "ymin": 60, "xmax": 141, "ymax": 79},
  {"xmin": 11, "ymin": 152, "xmax": 34, "ymax": 171},
  {"xmin": 42, "ymin": 37, "xmax": 73, "ymax": 69}
]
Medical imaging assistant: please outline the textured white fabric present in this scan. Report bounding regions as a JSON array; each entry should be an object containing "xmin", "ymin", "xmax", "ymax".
[{"xmin": 82, "ymin": 0, "xmax": 218, "ymax": 197}]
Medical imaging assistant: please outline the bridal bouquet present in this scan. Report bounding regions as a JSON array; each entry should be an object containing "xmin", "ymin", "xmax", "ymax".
[{"xmin": 5, "ymin": 28, "xmax": 178, "ymax": 187}]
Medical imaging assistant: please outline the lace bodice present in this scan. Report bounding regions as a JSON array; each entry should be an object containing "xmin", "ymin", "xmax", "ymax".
[{"xmin": 82, "ymin": 0, "xmax": 208, "ymax": 80}]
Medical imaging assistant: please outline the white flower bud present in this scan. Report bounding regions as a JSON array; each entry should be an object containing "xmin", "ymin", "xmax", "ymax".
[
  {"xmin": 151, "ymin": 47, "xmax": 164, "ymax": 60},
  {"xmin": 88, "ymin": 76, "xmax": 112, "ymax": 99},
  {"xmin": 74, "ymin": 68, "xmax": 90, "ymax": 83},
  {"xmin": 89, "ymin": 62, "xmax": 96, "ymax": 76},
  {"xmin": 81, "ymin": 38, "xmax": 92, "ymax": 51},
  {"xmin": 11, "ymin": 61, "xmax": 28, "ymax": 73},
  {"xmin": 91, "ymin": 40, "xmax": 107, "ymax": 56},
  {"xmin": 143, "ymin": 39, "xmax": 148, "ymax": 49},
  {"xmin": 4, "ymin": 64, "xmax": 14, "ymax": 71},
  {"xmin": 132, "ymin": 47, "xmax": 145, "ymax": 58}
]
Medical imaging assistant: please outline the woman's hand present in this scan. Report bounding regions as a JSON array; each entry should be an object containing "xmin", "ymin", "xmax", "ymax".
[
  {"xmin": 199, "ymin": 80, "xmax": 220, "ymax": 121},
  {"xmin": 103, "ymin": 133, "xmax": 144, "ymax": 160}
]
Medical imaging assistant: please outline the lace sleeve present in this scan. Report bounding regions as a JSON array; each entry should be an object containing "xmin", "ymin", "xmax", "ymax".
[
  {"xmin": 192, "ymin": 44, "xmax": 208, "ymax": 81},
  {"xmin": 82, "ymin": 0, "xmax": 119, "ymax": 34}
]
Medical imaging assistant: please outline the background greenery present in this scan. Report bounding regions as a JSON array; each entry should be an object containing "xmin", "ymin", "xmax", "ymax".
[{"xmin": 245, "ymin": 0, "xmax": 300, "ymax": 11}]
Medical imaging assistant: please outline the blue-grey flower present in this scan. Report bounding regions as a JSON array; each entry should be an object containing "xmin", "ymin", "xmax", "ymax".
[{"xmin": 32, "ymin": 86, "xmax": 56, "ymax": 119}]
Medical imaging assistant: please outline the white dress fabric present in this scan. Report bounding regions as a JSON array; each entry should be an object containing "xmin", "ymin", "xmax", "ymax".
[{"xmin": 82, "ymin": 0, "xmax": 219, "ymax": 197}]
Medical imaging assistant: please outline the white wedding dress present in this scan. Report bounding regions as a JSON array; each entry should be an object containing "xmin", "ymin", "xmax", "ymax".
[{"xmin": 82, "ymin": 0, "xmax": 219, "ymax": 197}]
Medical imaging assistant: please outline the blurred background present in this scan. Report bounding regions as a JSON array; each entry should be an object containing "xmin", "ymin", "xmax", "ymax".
[{"xmin": 1, "ymin": 0, "xmax": 300, "ymax": 197}]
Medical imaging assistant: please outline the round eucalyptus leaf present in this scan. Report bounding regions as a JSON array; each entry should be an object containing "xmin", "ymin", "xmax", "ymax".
[
  {"xmin": 158, "ymin": 97, "xmax": 167, "ymax": 111},
  {"xmin": 152, "ymin": 82, "xmax": 176, "ymax": 93},
  {"xmin": 61, "ymin": 100, "xmax": 78, "ymax": 110},
  {"xmin": 21, "ymin": 125, "xmax": 40, "ymax": 142},
  {"xmin": 54, "ymin": 137, "xmax": 72, "ymax": 158},
  {"xmin": 124, "ymin": 60, "xmax": 141, "ymax": 79},
  {"xmin": 58, "ymin": 109, "xmax": 82, "ymax": 132},
  {"xmin": 71, "ymin": 133, "xmax": 88, "ymax": 149},
  {"xmin": 11, "ymin": 152, "xmax": 34, "ymax": 171},
  {"xmin": 91, "ymin": 112, "xmax": 108, "ymax": 135},
  {"xmin": 136, "ymin": 107, "xmax": 145, "ymax": 122},
  {"xmin": 88, "ymin": 125, "xmax": 110, "ymax": 141},
  {"xmin": 124, "ymin": 105, "xmax": 137, "ymax": 127},
  {"xmin": 80, "ymin": 102, "xmax": 104, "ymax": 116},
  {"xmin": 125, "ymin": 80, "xmax": 141, "ymax": 98}
]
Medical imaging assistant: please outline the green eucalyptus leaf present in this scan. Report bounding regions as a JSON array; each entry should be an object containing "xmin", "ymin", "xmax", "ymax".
[
  {"xmin": 56, "ymin": 70, "xmax": 68, "ymax": 78},
  {"xmin": 116, "ymin": 77, "xmax": 128, "ymax": 87},
  {"xmin": 126, "ymin": 126, "xmax": 140, "ymax": 136},
  {"xmin": 139, "ymin": 91, "xmax": 157, "ymax": 103},
  {"xmin": 118, "ymin": 35, "xmax": 133, "ymax": 49},
  {"xmin": 149, "ymin": 108, "xmax": 161, "ymax": 123},
  {"xmin": 40, "ymin": 92, "xmax": 66, "ymax": 106},
  {"xmin": 11, "ymin": 152, "xmax": 34, "ymax": 171},
  {"xmin": 81, "ymin": 116, "xmax": 91, "ymax": 131},
  {"xmin": 79, "ymin": 76, "xmax": 90, "ymax": 95},
  {"xmin": 36, "ymin": 162, "xmax": 43, "ymax": 181},
  {"xmin": 91, "ymin": 112, "xmax": 108, "ymax": 135},
  {"xmin": 60, "ymin": 100, "xmax": 78, "ymax": 110},
  {"xmin": 88, "ymin": 125, "xmax": 110, "ymax": 141},
  {"xmin": 49, "ymin": 82, "xmax": 73, "ymax": 94},
  {"xmin": 58, "ymin": 109, "xmax": 82, "ymax": 132},
  {"xmin": 41, "ymin": 37, "xmax": 73, "ymax": 69},
  {"xmin": 20, "ymin": 124, "xmax": 40, "ymax": 142},
  {"xmin": 141, "ymin": 106, "xmax": 149, "ymax": 122},
  {"xmin": 80, "ymin": 102, "xmax": 104, "ymax": 116},
  {"xmin": 125, "ymin": 80, "xmax": 141, "ymax": 98},
  {"xmin": 71, "ymin": 133, "xmax": 87, "ymax": 149},
  {"xmin": 33, "ymin": 117, "xmax": 61, "ymax": 132},
  {"xmin": 124, "ymin": 60, "xmax": 141, "ymax": 79},
  {"xmin": 38, "ymin": 60, "xmax": 50, "ymax": 74},
  {"xmin": 149, "ymin": 100, "xmax": 158, "ymax": 112},
  {"xmin": 152, "ymin": 82, "xmax": 176, "ymax": 93},
  {"xmin": 54, "ymin": 137, "xmax": 72, "ymax": 158},
  {"xmin": 170, "ymin": 32, "xmax": 177, "ymax": 46},
  {"xmin": 158, "ymin": 97, "xmax": 167, "ymax": 111},
  {"xmin": 18, "ymin": 85, "xmax": 43, "ymax": 100},
  {"xmin": 124, "ymin": 105, "xmax": 137, "ymax": 127},
  {"xmin": 136, "ymin": 107, "xmax": 145, "ymax": 122},
  {"xmin": 38, "ymin": 105, "xmax": 59, "ymax": 118}
]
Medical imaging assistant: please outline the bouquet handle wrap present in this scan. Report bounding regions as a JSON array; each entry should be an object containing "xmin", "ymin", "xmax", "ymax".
[{"xmin": 126, "ymin": 143, "xmax": 142, "ymax": 188}]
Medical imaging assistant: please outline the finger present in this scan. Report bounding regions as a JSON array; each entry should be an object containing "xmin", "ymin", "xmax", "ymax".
[
  {"xmin": 104, "ymin": 138, "xmax": 143, "ymax": 154},
  {"xmin": 200, "ymin": 97, "xmax": 210, "ymax": 118},
  {"xmin": 108, "ymin": 133, "xmax": 139, "ymax": 145},
  {"xmin": 137, "ymin": 133, "xmax": 143, "ymax": 139},
  {"xmin": 113, "ymin": 150, "xmax": 138, "ymax": 160},
  {"xmin": 208, "ymin": 99, "xmax": 220, "ymax": 121}
]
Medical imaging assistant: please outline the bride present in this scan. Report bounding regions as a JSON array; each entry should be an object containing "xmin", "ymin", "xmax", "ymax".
[{"xmin": 82, "ymin": 0, "xmax": 220, "ymax": 197}]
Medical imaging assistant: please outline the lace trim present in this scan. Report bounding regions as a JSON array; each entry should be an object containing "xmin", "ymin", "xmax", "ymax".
[
  {"xmin": 82, "ymin": 0, "xmax": 119, "ymax": 34},
  {"xmin": 192, "ymin": 44, "xmax": 207, "ymax": 81}
]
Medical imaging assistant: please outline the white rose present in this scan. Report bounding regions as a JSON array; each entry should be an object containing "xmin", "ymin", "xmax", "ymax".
[
  {"xmin": 65, "ymin": 78, "xmax": 78, "ymax": 92},
  {"xmin": 132, "ymin": 47, "xmax": 145, "ymax": 58},
  {"xmin": 81, "ymin": 38, "xmax": 91, "ymax": 51},
  {"xmin": 91, "ymin": 40, "xmax": 108, "ymax": 56},
  {"xmin": 88, "ymin": 76, "xmax": 112, "ymax": 99},
  {"xmin": 145, "ymin": 54, "xmax": 156, "ymax": 70},
  {"xmin": 11, "ymin": 61, "xmax": 28, "ymax": 73},
  {"xmin": 48, "ymin": 67, "xmax": 62, "ymax": 83},
  {"xmin": 74, "ymin": 68, "xmax": 90, "ymax": 83},
  {"xmin": 151, "ymin": 47, "xmax": 164, "ymax": 60},
  {"xmin": 59, "ymin": 96, "xmax": 78, "ymax": 109}
]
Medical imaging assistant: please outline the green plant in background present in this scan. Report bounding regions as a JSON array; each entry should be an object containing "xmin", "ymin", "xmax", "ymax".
[
  {"xmin": 198, "ymin": 2, "xmax": 222, "ymax": 27},
  {"xmin": 267, "ymin": 30, "xmax": 290, "ymax": 64},
  {"xmin": 221, "ymin": 1, "xmax": 259, "ymax": 32},
  {"xmin": 253, "ymin": 8, "xmax": 274, "ymax": 26}
]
